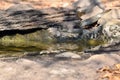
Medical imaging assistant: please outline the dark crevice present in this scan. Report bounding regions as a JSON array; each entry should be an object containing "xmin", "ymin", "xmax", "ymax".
[{"xmin": 0, "ymin": 28, "xmax": 46, "ymax": 37}]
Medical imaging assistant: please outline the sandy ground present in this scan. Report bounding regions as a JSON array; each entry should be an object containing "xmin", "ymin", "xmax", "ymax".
[
  {"xmin": 0, "ymin": 0, "xmax": 119, "ymax": 10},
  {"xmin": 0, "ymin": 46, "xmax": 120, "ymax": 80}
]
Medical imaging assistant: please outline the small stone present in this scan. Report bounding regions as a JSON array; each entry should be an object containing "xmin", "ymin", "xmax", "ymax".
[
  {"xmin": 24, "ymin": 52, "xmax": 39, "ymax": 56},
  {"xmin": 55, "ymin": 52, "xmax": 81, "ymax": 59},
  {"xmin": 39, "ymin": 50, "xmax": 65, "ymax": 55},
  {"xmin": 39, "ymin": 50, "xmax": 50, "ymax": 55}
]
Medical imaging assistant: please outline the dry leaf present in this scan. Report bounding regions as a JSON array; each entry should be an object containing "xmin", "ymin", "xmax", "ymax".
[
  {"xmin": 115, "ymin": 64, "xmax": 120, "ymax": 69},
  {"xmin": 98, "ymin": 64, "xmax": 120, "ymax": 80}
]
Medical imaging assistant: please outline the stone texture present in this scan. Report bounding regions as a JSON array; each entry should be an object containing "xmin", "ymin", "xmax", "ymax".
[
  {"xmin": 55, "ymin": 52, "xmax": 81, "ymax": 59},
  {"xmin": 0, "ymin": 53, "xmax": 120, "ymax": 80},
  {"xmin": 98, "ymin": 8, "xmax": 120, "ymax": 25},
  {"xmin": 103, "ymin": 19, "xmax": 120, "ymax": 38},
  {"xmin": 75, "ymin": 0, "xmax": 120, "ymax": 20},
  {"xmin": 0, "ymin": 4, "xmax": 80, "ymax": 31}
]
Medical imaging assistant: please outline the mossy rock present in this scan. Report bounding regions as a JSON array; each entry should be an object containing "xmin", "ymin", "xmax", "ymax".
[{"xmin": 0, "ymin": 30, "xmax": 55, "ymax": 51}]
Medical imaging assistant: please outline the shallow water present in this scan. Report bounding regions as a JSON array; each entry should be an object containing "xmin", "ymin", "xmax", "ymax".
[{"xmin": 0, "ymin": 29, "xmax": 106, "ymax": 57}]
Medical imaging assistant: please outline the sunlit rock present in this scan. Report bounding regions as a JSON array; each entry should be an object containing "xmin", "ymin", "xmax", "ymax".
[{"xmin": 102, "ymin": 19, "xmax": 120, "ymax": 44}]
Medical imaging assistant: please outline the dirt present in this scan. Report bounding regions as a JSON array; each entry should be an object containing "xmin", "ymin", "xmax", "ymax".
[
  {"xmin": 0, "ymin": 0, "xmax": 76, "ymax": 10},
  {"xmin": 0, "ymin": 44, "xmax": 119, "ymax": 80},
  {"xmin": 0, "ymin": 53, "xmax": 119, "ymax": 80},
  {"xmin": 0, "ymin": 0, "xmax": 120, "ymax": 10}
]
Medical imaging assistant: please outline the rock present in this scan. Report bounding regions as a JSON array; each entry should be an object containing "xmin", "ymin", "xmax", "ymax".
[
  {"xmin": 0, "ymin": 6, "xmax": 82, "ymax": 41},
  {"xmin": 0, "ymin": 6, "xmax": 83, "ymax": 50},
  {"xmin": 76, "ymin": 9, "xmax": 112, "ymax": 39},
  {"xmin": 47, "ymin": 28, "xmax": 61, "ymax": 37},
  {"xmin": 74, "ymin": 0, "xmax": 104, "ymax": 20},
  {"xmin": 78, "ymin": 6, "xmax": 104, "ymax": 20},
  {"xmin": 0, "ymin": 2, "xmax": 119, "ymax": 52},
  {"xmin": 98, "ymin": 9, "xmax": 120, "ymax": 25},
  {"xmin": 103, "ymin": 19, "xmax": 120, "ymax": 37},
  {"xmin": 102, "ymin": 19, "xmax": 120, "ymax": 44},
  {"xmin": 55, "ymin": 52, "xmax": 81, "ymax": 59},
  {"xmin": 40, "ymin": 50, "xmax": 65, "ymax": 55},
  {"xmin": 80, "ymin": 9, "xmax": 111, "ymax": 29},
  {"xmin": 0, "ymin": 6, "xmax": 80, "ymax": 31},
  {"xmin": 48, "ymin": 27, "xmax": 82, "ymax": 39},
  {"xmin": 24, "ymin": 52, "xmax": 40, "ymax": 56},
  {"xmin": 75, "ymin": 0, "xmax": 120, "ymax": 21}
]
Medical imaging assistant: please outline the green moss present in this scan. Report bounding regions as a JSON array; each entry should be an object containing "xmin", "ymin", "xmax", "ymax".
[
  {"xmin": 0, "ymin": 29, "xmax": 107, "ymax": 57},
  {"xmin": 0, "ymin": 51, "xmax": 25, "ymax": 57},
  {"xmin": 87, "ymin": 39, "xmax": 105, "ymax": 46},
  {"xmin": 0, "ymin": 30, "xmax": 55, "ymax": 51}
]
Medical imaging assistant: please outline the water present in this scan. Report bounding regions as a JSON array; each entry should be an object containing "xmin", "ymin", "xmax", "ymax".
[{"xmin": 0, "ymin": 29, "xmax": 106, "ymax": 57}]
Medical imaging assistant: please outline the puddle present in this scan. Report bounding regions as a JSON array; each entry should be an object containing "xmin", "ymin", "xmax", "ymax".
[{"xmin": 0, "ymin": 29, "xmax": 106, "ymax": 57}]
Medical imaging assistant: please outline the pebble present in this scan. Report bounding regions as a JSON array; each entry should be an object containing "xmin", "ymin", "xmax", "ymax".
[
  {"xmin": 55, "ymin": 52, "xmax": 81, "ymax": 59},
  {"xmin": 39, "ymin": 50, "xmax": 66, "ymax": 55},
  {"xmin": 24, "ymin": 52, "xmax": 39, "ymax": 56}
]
